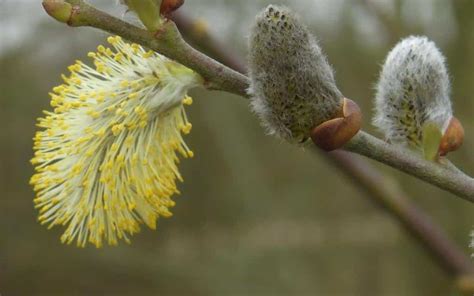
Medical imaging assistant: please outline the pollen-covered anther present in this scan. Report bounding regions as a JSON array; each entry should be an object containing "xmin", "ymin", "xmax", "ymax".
[
  {"xmin": 310, "ymin": 98, "xmax": 362, "ymax": 151},
  {"xmin": 182, "ymin": 95, "xmax": 193, "ymax": 105}
]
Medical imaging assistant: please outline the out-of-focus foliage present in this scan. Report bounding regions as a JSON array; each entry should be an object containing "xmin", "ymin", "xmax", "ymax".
[{"xmin": 0, "ymin": 0, "xmax": 473, "ymax": 295}]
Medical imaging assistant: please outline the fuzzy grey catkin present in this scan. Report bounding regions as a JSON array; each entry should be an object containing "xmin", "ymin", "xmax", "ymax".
[
  {"xmin": 373, "ymin": 36, "xmax": 452, "ymax": 149},
  {"xmin": 248, "ymin": 5, "xmax": 343, "ymax": 143}
]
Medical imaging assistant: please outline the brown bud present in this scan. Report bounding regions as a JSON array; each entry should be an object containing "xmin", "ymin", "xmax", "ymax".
[
  {"xmin": 439, "ymin": 116, "xmax": 464, "ymax": 156},
  {"xmin": 160, "ymin": 0, "xmax": 184, "ymax": 16},
  {"xmin": 310, "ymin": 98, "xmax": 362, "ymax": 151}
]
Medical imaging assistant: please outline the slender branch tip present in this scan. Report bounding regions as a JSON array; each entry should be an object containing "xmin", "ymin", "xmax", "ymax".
[{"xmin": 42, "ymin": 0, "xmax": 72, "ymax": 24}]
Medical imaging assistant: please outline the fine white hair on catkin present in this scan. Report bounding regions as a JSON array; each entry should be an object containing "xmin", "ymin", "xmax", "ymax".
[
  {"xmin": 373, "ymin": 36, "xmax": 452, "ymax": 148},
  {"xmin": 248, "ymin": 5, "xmax": 343, "ymax": 143}
]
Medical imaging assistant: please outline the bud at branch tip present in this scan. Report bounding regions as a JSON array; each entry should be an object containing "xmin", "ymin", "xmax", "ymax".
[{"xmin": 42, "ymin": 0, "xmax": 72, "ymax": 24}]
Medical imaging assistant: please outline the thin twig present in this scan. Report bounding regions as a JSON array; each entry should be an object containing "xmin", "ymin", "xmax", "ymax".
[
  {"xmin": 327, "ymin": 150, "xmax": 474, "ymax": 275},
  {"xmin": 171, "ymin": 11, "xmax": 246, "ymax": 74},
  {"xmin": 345, "ymin": 132, "xmax": 474, "ymax": 202},
  {"xmin": 62, "ymin": 0, "xmax": 249, "ymax": 95}
]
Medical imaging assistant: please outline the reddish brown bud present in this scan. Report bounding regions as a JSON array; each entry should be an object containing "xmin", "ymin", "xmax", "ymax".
[
  {"xmin": 160, "ymin": 0, "xmax": 184, "ymax": 16},
  {"xmin": 311, "ymin": 98, "xmax": 362, "ymax": 151},
  {"xmin": 439, "ymin": 116, "xmax": 464, "ymax": 156}
]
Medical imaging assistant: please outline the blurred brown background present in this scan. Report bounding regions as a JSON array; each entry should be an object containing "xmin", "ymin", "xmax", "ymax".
[{"xmin": 0, "ymin": 0, "xmax": 473, "ymax": 295}]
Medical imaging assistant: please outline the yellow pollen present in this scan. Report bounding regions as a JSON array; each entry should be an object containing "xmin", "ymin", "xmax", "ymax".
[
  {"xmin": 181, "ymin": 123, "xmax": 192, "ymax": 134},
  {"xmin": 182, "ymin": 96, "xmax": 193, "ymax": 105}
]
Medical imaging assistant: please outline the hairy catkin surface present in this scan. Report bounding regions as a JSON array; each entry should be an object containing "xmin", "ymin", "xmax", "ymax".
[
  {"xmin": 373, "ymin": 36, "xmax": 452, "ymax": 148},
  {"xmin": 248, "ymin": 5, "xmax": 343, "ymax": 143}
]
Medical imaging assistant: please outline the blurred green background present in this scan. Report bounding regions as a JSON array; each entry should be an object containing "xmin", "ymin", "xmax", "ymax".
[{"xmin": 1, "ymin": 0, "xmax": 473, "ymax": 295}]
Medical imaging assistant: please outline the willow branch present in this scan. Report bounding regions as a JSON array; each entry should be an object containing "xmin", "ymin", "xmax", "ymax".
[
  {"xmin": 48, "ymin": 0, "xmax": 249, "ymax": 95},
  {"xmin": 43, "ymin": 0, "xmax": 474, "ymax": 203},
  {"xmin": 345, "ymin": 132, "xmax": 474, "ymax": 202}
]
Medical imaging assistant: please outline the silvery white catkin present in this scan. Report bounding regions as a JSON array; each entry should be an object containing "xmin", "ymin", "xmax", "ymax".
[
  {"xmin": 248, "ymin": 5, "xmax": 343, "ymax": 143},
  {"xmin": 373, "ymin": 36, "xmax": 452, "ymax": 148}
]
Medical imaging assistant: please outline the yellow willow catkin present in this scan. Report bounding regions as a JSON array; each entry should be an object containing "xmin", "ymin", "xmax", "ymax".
[{"xmin": 30, "ymin": 36, "xmax": 202, "ymax": 248}]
